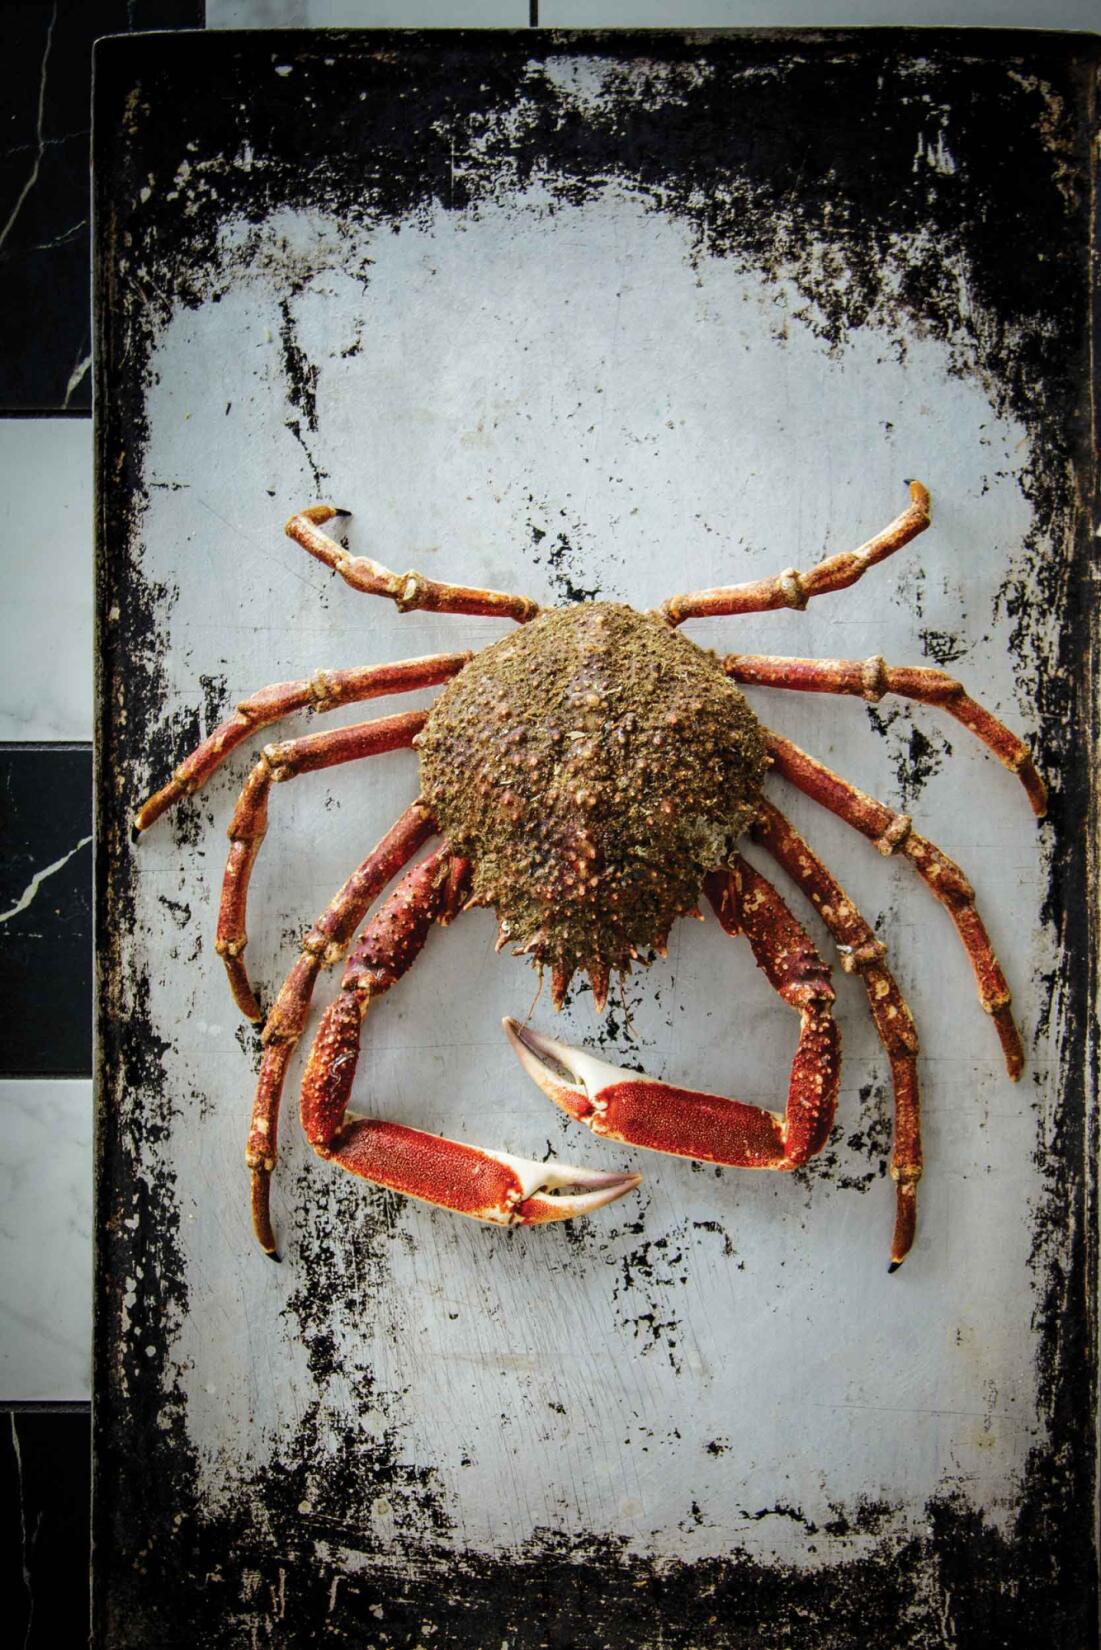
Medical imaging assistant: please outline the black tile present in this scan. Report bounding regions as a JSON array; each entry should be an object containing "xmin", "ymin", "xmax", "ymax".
[
  {"xmin": 0, "ymin": 1, "xmax": 204, "ymax": 414},
  {"xmin": 0, "ymin": 746, "xmax": 92, "ymax": 1075},
  {"xmin": 0, "ymin": 1409, "xmax": 91, "ymax": 1649}
]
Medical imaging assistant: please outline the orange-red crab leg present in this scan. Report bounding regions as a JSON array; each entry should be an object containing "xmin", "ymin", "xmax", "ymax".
[
  {"xmin": 218, "ymin": 710, "xmax": 427, "ymax": 1018},
  {"xmin": 298, "ymin": 848, "xmax": 641, "ymax": 1233},
  {"xmin": 661, "ymin": 481, "xmax": 930, "ymax": 625},
  {"xmin": 505, "ymin": 856, "xmax": 840, "ymax": 1173},
  {"xmin": 133, "ymin": 651, "xmax": 469, "ymax": 832},
  {"xmin": 768, "ymin": 731, "xmax": 1025, "ymax": 1078},
  {"xmin": 287, "ymin": 505, "xmax": 540, "ymax": 624},
  {"xmin": 248, "ymin": 801, "xmax": 438, "ymax": 1253},
  {"xmin": 724, "ymin": 652, "xmax": 1046, "ymax": 816},
  {"xmin": 751, "ymin": 799, "xmax": 922, "ymax": 1269}
]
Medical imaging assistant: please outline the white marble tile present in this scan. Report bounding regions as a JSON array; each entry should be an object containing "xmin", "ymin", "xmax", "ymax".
[
  {"xmin": 207, "ymin": 3, "xmax": 1101, "ymax": 42},
  {"xmin": 0, "ymin": 1080, "xmax": 92, "ymax": 1402},
  {"xmin": 541, "ymin": 1, "xmax": 1099, "ymax": 23},
  {"xmin": 208, "ymin": 0, "xmax": 524, "ymax": 26},
  {"xmin": 0, "ymin": 419, "xmax": 93, "ymax": 743}
]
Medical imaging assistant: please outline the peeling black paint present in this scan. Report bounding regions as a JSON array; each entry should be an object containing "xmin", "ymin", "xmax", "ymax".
[
  {"xmin": 918, "ymin": 626, "xmax": 968, "ymax": 667},
  {"xmin": 864, "ymin": 701, "xmax": 954, "ymax": 807},
  {"xmin": 523, "ymin": 501, "xmax": 607, "ymax": 604},
  {"xmin": 94, "ymin": 28, "xmax": 1098, "ymax": 1650},
  {"xmin": 279, "ymin": 297, "xmax": 328, "ymax": 492}
]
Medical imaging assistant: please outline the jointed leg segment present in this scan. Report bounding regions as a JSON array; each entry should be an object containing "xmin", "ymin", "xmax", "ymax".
[
  {"xmin": 662, "ymin": 481, "xmax": 930, "ymax": 625},
  {"xmin": 217, "ymin": 709, "xmax": 428, "ymax": 1017},
  {"xmin": 724, "ymin": 652, "xmax": 1046, "ymax": 816},
  {"xmin": 768, "ymin": 731, "xmax": 1024, "ymax": 1078},
  {"xmin": 287, "ymin": 505, "xmax": 540, "ymax": 624},
  {"xmin": 133, "ymin": 651, "xmax": 469, "ymax": 832},
  {"xmin": 247, "ymin": 801, "xmax": 438, "ymax": 1253},
  {"xmin": 751, "ymin": 799, "xmax": 922, "ymax": 1267}
]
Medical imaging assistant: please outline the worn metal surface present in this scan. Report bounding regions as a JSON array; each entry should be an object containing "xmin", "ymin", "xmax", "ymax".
[{"xmin": 94, "ymin": 29, "xmax": 1098, "ymax": 1648}]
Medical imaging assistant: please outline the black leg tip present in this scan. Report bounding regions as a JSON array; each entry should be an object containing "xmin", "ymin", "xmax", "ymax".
[
  {"xmin": 901, "ymin": 477, "xmax": 914, "ymax": 488},
  {"xmin": 332, "ymin": 506, "xmax": 352, "ymax": 518},
  {"xmin": 130, "ymin": 823, "xmax": 142, "ymax": 844},
  {"xmin": 887, "ymin": 1259, "xmax": 903, "ymax": 1275},
  {"xmin": 264, "ymin": 1247, "xmax": 282, "ymax": 1264}
]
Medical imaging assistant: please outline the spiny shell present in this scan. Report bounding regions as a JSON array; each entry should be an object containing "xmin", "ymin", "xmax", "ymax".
[{"xmin": 417, "ymin": 603, "xmax": 767, "ymax": 999}]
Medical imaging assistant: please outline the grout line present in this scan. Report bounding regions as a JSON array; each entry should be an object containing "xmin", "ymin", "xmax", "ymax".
[
  {"xmin": 0, "ymin": 408, "xmax": 91, "ymax": 420},
  {"xmin": 0, "ymin": 1400, "xmax": 91, "ymax": 1414},
  {"xmin": 0, "ymin": 742, "xmax": 92, "ymax": 753},
  {"xmin": 0, "ymin": 1070, "xmax": 93, "ymax": 1082}
]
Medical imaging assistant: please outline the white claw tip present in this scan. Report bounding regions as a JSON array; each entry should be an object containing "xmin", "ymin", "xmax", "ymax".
[
  {"xmin": 502, "ymin": 1016, "xmax": 639, "ymax": 1102},
  {"xmin": 486, "ymin": 1143, "xmax": 641, "ymax": 1222},
  {"xmin": 542, "ymin": 1170, "xmax": 640, "ymax": 1219}
]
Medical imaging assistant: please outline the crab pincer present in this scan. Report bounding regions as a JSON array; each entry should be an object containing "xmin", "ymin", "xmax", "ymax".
[
  {"xmin": 504, "ymin": 860, "xmax": 841, "ymax": 1175},
  {"xmin": 317, "ymin": 1119, "xmax": 641, "ymax": 1226},
  {"xmin": 505, "ymin": 1020, "xmax": 803, "ymax": 1168},
  {"xmin": 288, "ymin": 850, "xmax": 640, "ymax": 1238}
]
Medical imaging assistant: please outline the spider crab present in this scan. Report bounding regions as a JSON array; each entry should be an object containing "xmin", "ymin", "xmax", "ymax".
[{"xmin": 135, "ymin": 482, "xmax": 1044, "ymax": 1269}]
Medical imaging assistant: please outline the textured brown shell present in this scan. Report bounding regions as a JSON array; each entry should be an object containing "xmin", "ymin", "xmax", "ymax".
[{"xmin": 417, "ymin": 603, "xmax": 767, "ymax": 990}]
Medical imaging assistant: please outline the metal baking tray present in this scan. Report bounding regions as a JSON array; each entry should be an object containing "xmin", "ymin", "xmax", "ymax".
[{"xmin": 93, "ymin": 28, "xmax": 1098, "ymax": 1647}]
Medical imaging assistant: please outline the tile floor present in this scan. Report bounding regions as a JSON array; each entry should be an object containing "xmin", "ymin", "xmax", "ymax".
[
  {"xmin": 1, "ymin": 10, "xmax": 206, "ymax": 1644},
  {"xmin": 0, "ymin": 2, "xmax": 1088, "ymax": 1645}
]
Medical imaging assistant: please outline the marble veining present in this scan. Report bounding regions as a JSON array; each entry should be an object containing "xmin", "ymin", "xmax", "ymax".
[
  {"xmin": 0, "ymin": 4, "xmax": 56, "ymax": 259},
  {"xmin": 0, "ymin": 421, "xmax": 93, "ymax": 742},
  {"xmin": 0, "ymin": 835, "xmax": 93, "ymax": 926},
  {"xmin": 0, "ymin": 746, "xmax": 93, "ymax": 1075},
  {"xmin": 0, "ymin": 1081, "xmax": 92, "ymax": 1402}
]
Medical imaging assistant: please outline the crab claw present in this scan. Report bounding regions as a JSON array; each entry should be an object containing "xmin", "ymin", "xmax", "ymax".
[
  {"xmin": 328, "ymin": 1118, "xmax": 640, "ymax": 1225},
  {"xmin": 504, "ymin": 1018, "xmax": 796, "ymax": 1167}
]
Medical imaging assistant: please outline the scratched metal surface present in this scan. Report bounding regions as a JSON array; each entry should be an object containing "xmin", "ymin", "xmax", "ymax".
[{"xmin": 94, "ymin": 30, "xmax": 1098, "ymax": 1649}]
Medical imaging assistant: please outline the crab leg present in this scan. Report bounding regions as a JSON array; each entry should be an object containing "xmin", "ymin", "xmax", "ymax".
[
  {"xmin": 751, "ymin": 799, "xmax": 922, "ymax": 1268},
  {"xmin": 217, "ymin": 710, "xmax": 427, "ymax": 1018},
  {"xmin": 297, "ymin": 848, "xmax": 640, "ymax": 1237},
  {"xmin": 506, "ymin": 855, "xmax": 840, "ymax": 1174},
  {"xmin": 724, "ymin": 651, "xmax": 1045, "ymax": 816},
  {"xmin": 661, "ymin": 481, "xmax": 930, "ymax": 625},
  {"xmin": 287, "ymin": 505, "xmax": 540, "ymax": 624},
  {"xmin": 133, "ymin": 651, "xmax": 469, "ymax": 832},
  {"xmin": 768, "ymin": 731, "xmax": 1024, "ymax": 1078},
  {"xmin": 247, "ymin": 802, "xmax": 437, "ymax": 1253}
]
